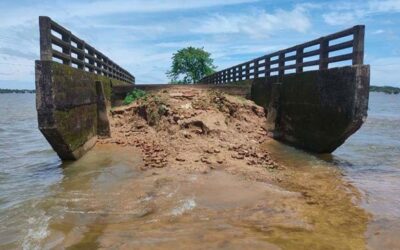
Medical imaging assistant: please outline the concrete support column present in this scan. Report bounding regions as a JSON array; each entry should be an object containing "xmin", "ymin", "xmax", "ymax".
[
  {"xmin": 96, "ymin": 81, "xmax": 111, "ymax": 137},
  {"xmin": 266, "ymin": 82, "xmax": 282, "ymax": 138}
]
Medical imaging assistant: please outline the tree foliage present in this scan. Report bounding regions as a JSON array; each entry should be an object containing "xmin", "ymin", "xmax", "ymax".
[{"xmin": 167, "ymin": 47, "xmax": 216, "ymax": 84}]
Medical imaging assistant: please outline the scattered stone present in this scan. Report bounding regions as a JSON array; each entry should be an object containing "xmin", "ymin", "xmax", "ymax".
[
  {"xmin": 247, "ymin": 159, "xmax": 256, "ymax": 165},
  {"xmin": 205, "ymin": 149, "xmax": 214, "ymax": 154},
  {"xmin": 175, "ymin": 157, "xmax": 185, "ymax": 162},
  {"xmin": 101, "ymin": 86, "xmax": 283, "ymax": 184},
  {"xmin": 231, "ymin": 154, "xmax": 244, "ymax": 160},
  {"xmin": 201, "ymin": 157, "xmax": 212, "ymax": 164}
]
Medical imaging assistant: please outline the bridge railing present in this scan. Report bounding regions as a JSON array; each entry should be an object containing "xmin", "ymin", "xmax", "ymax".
[
  {"xmin": 201, "ymin": 25, "xmax": 365, "ymax": 84},
  {"xmin": 39, "ymin": 16, "xmax": 135, "ymax": 84}
]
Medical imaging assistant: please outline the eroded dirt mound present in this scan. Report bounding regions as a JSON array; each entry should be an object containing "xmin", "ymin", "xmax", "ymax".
[
  {"xmin": 99, "ymin": 86, "xmax": 283, "ymax": 182},
  {"xmin": 94, "ymin": 86, "xmax": 369, "ymax": 249}
]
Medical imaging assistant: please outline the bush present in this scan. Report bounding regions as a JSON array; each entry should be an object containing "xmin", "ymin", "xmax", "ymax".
[{"xmin": 123, "ymin": 89, "xmax": 147, "ymax": 105}]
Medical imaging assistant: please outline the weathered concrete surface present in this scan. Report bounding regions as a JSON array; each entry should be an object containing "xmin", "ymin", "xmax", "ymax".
[
  {"xmin": 35, "ymin": 61, "xmax": 130, "ymax": 160},
  {"xmin": 251, "ymin": 65, "xmax": 370, "ymax": 153},
  {"xmin": 96, "ymin": 81, "xmax": 111, "ymax": 137}
]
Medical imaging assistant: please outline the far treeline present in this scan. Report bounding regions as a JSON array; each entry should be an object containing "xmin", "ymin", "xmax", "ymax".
[
  {"xmin": 370, "ymin": 85, "xmax": 400, "ymax": 95},
  {"xmin": 0, "ymin": 89, "xmax": 35, "ymax": 94}
]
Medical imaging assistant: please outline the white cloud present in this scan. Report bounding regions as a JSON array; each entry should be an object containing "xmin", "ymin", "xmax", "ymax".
[
  {"xmin": 373, "ymin": 29, "xmax": 385, "ymax": 34},
  {"xmin": 323, "ymin": 12, "xmax": 360, "ymax": 26},
  {"xmin": 192, "ymin": 5, "xmax": 311, "ymax": 38},
  {"xmin": 0, "ymin": 0, "xmax": 260, "ymax": 28},
  {"xmin": 323, "ymin": 0, "xmax": 400, "ymax": 26},
  {"xmin": 71, "ymin": 0, "xmax": 260, "ymax": 16},
  {"xmin": 368, "ymin": 0, "xmax": 400, "ymax": 12},
  {"xmin": 370, "ymin": 57, "xmax": 400, "ymax": 85}
]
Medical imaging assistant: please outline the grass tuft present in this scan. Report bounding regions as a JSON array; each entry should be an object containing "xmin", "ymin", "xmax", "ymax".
[{"xmin": 123, "ymin": 89, "xmax": 147, "ymax": 105}]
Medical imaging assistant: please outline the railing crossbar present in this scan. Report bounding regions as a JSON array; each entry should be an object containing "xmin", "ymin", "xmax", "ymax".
[
  {"xmin": 39, "ymin": 16, "xmax": 134, "ymax": 84},
  {"xmin": 201, "ymin": 25, "xmax": 364, "ymax": 84}
]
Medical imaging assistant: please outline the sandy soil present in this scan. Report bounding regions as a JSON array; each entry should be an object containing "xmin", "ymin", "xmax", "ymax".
[{"xmin": 100, "ymin": 86, "xmax": 283, "ymax": 182}]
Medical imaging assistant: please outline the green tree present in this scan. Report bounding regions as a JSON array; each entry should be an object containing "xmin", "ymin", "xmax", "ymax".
[{"xmin": 167, "ymin": 47, "xmax": 216, "ymax": 84}]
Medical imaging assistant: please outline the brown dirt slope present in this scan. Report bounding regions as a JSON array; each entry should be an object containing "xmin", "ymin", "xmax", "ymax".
[{"xmin": 100, "ymin": 85, "xmax": 282, "ymax": 182}]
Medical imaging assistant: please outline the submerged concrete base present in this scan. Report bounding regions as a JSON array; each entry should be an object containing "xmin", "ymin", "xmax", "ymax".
[
  {"xmin": 251, "ymin": 65, "xmax": 370, "ymax": 153},
  {"xmin": 35, "ymin": 61, "xmax": 130, "ymax": 160}
]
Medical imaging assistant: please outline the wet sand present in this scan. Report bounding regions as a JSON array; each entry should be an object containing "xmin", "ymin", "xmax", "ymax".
[{"xmin": 24, "ymin": 143, "xmax": 368, "ymax": 249}]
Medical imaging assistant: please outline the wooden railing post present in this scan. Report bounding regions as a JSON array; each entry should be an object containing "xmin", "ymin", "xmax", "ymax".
[
  {"xmin": 352, "ymin": 25, "xmax": 365, "ymax": 65},
  {"xmin": 265, "ymin": 57, "xmax": 270, "ymax": 77},
  {"xmin": 296, "ymin": 48, "xmax": 303, "ymax": 73},
  {"xmin": 254, "ymin": 60, "xmax": 259, "ymax": 78},
  {"xmin": 246, "ymin": 63, "xmax": 250, "ymax": 80},
  {"xmin": 319, "ymin": 38, "xmax": 329, "ymax": 70},
  {"xmin": 39, "ymin": 16, "xmax": 52, "ymax": 61},
  {"xmin": 78, "ymin": 41, "xmax": 85, "ymax": 70},
  {"xmin": 62, "ymin": 31, "xmax": 71, "ymax": 66},
  {"xmin": 279, "ymin": 54, "xmax": 285, "ymax": 76},
  {"xmin": 224, "ymin": 70, "xmax": 227, "ymax": 83}
]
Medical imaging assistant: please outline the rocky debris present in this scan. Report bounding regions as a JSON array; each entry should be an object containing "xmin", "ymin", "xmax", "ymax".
[
  {"xmin": 180, "ymin": 111, "xmax": 227, "ymax": 134},
  {"xmin": 175, "ymin": 156, "xmax": 186, "ymax": 162},
  {"xmin": 99, "ymin": 86, "xmax": 282, "ymax": 178},
  {"xmin": 200, "ymin": 157, "xmax": 212, "ymax": 165},
  {"xmin": 169, "ymin": 91, "xmax": 197, "ymax": 100}
]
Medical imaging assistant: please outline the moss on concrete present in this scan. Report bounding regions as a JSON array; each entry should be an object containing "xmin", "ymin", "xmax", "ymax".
[
  {"xmin": 250, "ymin": 66, "xmax": 369, "ymax": 153},
  {"xmin": 51, "ymin": 62, "xmax": 131, "ymax": 105},
  {"xmin": 37, "ymin": 61, "xmax": 134, "ymax": 160},
  {"xmin": 53, "ymin": 104, "xmax": 97, "ymax": 150}
]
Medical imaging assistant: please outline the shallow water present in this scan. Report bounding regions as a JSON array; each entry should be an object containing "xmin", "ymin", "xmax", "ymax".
[
  {"xmin": 0, "ymin": 92, "xmax": 399, "ymax": 249},
  {"xmin": 336, "ymin": 93, "xmax": 400, "ymax": 249},
  {"xmin": 263, "ymin": 92, "xmax": 400, "ymax": 249}
]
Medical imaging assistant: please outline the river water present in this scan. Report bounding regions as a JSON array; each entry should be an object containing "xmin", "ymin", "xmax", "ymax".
[{"xmin": 0, "ymin": 92, "xmax": 399, "ymax": 249}]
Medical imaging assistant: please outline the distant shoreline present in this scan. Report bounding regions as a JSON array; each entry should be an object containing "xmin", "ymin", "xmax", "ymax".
[
  {"xmin": 0, "ymin": 89, "xmax": 35, "ymax": 94},
  {"xmin": 370, "ymin": 85, "xmax": 400, "ymax": 95},
  {"xmin": 1, "ymin": 85, "xmax": 399, "ymax": 95}
]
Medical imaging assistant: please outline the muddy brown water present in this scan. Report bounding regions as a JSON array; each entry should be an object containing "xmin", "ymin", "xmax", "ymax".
[
  {"xmin": 0, "ymin": 93, "xmax": 399, "ymax": 249},
  {"xmin": 5, "ymin": 143, "xmax": 367, "ymax": 249}
]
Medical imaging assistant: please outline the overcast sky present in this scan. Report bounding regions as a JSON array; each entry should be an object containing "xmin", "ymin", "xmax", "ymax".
[{"xmin": 0, "ymin": 0, "xmax": 399, "ymax": 89}]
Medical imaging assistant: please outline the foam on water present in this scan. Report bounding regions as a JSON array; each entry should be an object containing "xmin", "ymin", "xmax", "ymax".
[
  {"xmin": 22, "ymin": 211, "xmax": 50, "ymax": 250},
  {"xmin": 171, "ymin": 198, "xmax": 197, "ymax": 216}
]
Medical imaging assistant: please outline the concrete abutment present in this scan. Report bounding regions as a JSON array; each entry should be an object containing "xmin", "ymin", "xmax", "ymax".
[
  {"xmin": 251, "ymin": 65, "xmax": 370, "ymax": 153},
  {"xmin": 35, "ymin": 61, "xmax": 130, "ymax": 160}
]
